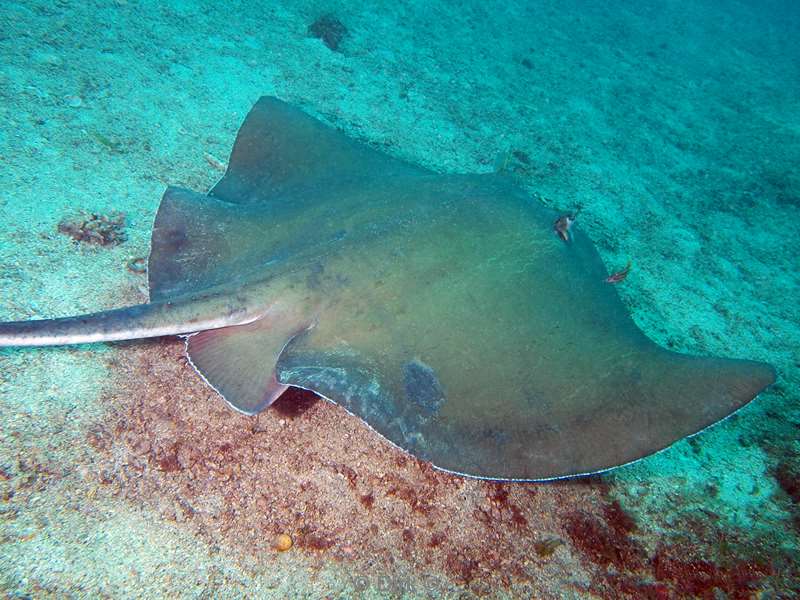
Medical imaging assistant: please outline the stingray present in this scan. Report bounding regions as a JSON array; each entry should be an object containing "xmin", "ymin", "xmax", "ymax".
[{"xmin": 0, "ymin": 97, "xmax": 775, "ymax": 481}]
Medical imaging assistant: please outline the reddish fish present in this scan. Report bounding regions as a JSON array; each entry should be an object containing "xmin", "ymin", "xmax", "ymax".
[{"xmin": 605, "ymin": 259, "xmax": 632, "ymax": 284}]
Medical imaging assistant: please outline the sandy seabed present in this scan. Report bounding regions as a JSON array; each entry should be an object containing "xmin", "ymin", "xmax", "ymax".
[{"xmin": 1, "ymin": 0, "xmax": 798, "ymax": 598}]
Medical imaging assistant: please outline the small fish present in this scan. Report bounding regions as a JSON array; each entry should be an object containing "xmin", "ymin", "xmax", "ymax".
[
  {"xmin": 553, "ymin": 214, "xmax": 576, "ymax": 242},
  {"xmin": 605, "ymin": 259, "xmax": 632, "ymax": 284}
]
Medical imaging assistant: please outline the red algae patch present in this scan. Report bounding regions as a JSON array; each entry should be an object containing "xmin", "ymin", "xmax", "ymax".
[
  {"xmin": 559, "ymin": 489, "xmax": 793, "ymax": 599},
  {"xmin": 83, "ymin": 339, "xmax": 796, "ymax": 597},
  {"xmin": 563, "ymin": 510, "xmax": 644, "ymax": 573},
  {"xmin": 88, "ymin": 339, "xmax": 585, "ymax": 596}
]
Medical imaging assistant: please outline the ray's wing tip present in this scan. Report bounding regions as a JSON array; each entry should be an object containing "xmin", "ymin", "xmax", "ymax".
[
  {"xmin": 255, "ymin": 94, "xmax": 281, "ymax": 106},
  {"xmin": 750, "ymin": 359, "xmax": 777, "ymax": 394}
]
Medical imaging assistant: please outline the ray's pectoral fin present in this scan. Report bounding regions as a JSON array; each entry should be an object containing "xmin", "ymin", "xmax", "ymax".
[{"xmin": 185, "ymin": 303, "xmax": 314, "ymax": 415}]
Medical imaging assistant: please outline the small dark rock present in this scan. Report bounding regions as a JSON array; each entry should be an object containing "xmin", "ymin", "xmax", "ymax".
[{"xmin": 308, "ymin": 14, "xmax": 348, "ymax": 52}]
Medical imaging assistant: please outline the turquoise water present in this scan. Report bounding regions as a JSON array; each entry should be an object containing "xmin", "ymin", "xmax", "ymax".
[{"xmin": 0, "ymin": 0, "xmax": 798, "ymax": 597}]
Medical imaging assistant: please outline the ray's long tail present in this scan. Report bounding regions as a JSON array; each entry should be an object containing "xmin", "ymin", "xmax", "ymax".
[
  {"xmin": 0, "ymin": 297, "xmax": 257, "ymax": 347},
  {"xmin": 0, "ymin": 303, "xmax": 188, "ymax": 346}
]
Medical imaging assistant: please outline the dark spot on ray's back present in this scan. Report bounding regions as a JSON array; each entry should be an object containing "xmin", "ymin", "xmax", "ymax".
[
  {"xmin": 271, "ymin": 386, "xmax": 320, "ymax": 418},
  {"xmin": 403, "ymin": 360, "xmax": 445, "ymax": 415},
  {"xmin": 479, "ymin": 427, "xmax": 510, "ymax": 446}
]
